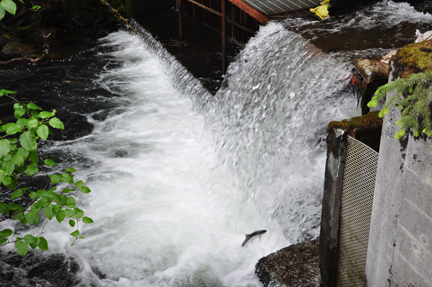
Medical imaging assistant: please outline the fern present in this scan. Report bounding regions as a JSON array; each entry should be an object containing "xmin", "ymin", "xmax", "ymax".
[{"xmin": 368, "ymin": 71, "xmax": 432, "ymax": 139}]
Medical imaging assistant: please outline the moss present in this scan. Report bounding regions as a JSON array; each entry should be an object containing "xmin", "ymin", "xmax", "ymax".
[
  {"xmin": 11, "ymin": 26, "xmax": 30, "ymax": 38},
  {"xmin": 393, "ymin": 40, "xmax": 432, "ymax": 78},
  {"xmin": 327, "ymin": 111, "xmax": 383, "ymax": 152},
  {"xmin": 327, "ymin": 111, "xmax": 382, "ymax": 133}
]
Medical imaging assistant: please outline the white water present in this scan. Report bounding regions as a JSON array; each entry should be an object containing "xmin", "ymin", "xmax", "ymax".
[{"xmin": 2, "ymin": 23, "xmax": 360, "ymax": 286}]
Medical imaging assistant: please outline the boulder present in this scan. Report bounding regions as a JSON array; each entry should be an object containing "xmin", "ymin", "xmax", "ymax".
[{"xmin": 256, "ymin": 239, "xmax": 320, "ymax": 287}]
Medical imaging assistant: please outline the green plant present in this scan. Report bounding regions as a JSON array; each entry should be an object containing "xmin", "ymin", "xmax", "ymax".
[
  {"xmin": 32, "ymin": 5, "xmax": 41, "ymax": 11},
  {"xmin": 0, "ymin": 0, "xmax": 24, "ymax": 21},
  {"xmin": 0, "ymin": 89, "xmax": 93, "ymax": 257},
  {"xmin": 368, "ymin": 71, "xmax": 432, "ymax": 139}
]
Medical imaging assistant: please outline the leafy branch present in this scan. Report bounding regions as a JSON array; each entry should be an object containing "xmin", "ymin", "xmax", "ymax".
[
  {"xmin": 368, "ymin": 71, "xmax": 432, "ymax": 139},
  {"xmin": 0, "ymin": 89, "xmax": 93, "ymax": 256}
]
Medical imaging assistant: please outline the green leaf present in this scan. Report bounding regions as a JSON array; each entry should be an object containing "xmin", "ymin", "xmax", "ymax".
[
  {"xmin": 26, "ymin": 163, "xmax": 38, "ymax": 176},
  {"xmin": 29, "ymin": 192, "xmax": 38, "ymax": 200},
  {"xmin": 36, "ymin": 125, "xmax": 49, "ymax": 140},
  {"xmin": 73, "ymin": 208, "xmax": 84, "ymax": 219},
  {"xmin": 11, "ymin": 189, "xmax": 24, "ymax": 199},
  {"xmin": 29, "ymin": 151, "xmax": 39, "ymax": 163},
  {"xmin": 17, "ymin": 148, "xmax": 29, "ymax": 160},
  {"xmin": 66, "ymin": 167, "xmax": 77, "ymax": 173},
  {"xmin": 19, "ymin": 131, "xmax": 37, "ymax": 151},
  {"xmin": 31, "ymin": 110, "xmax": 40, "ymax": 118},
  {"xmin": 11, "ymin": 154, "xmax": 24, "ymax": 167},
  {"xmin": 38, "ymin": 237, "xmax": 48, "ymax": 250},
  {"xmin": 0, "ymin": 89, "xmax": 16, "ymax": 97},
  {"xmin": 6, "ymin": 123, "xmax": 22, "ymax": 135},
  {"xmin": 8, "ymin": 203, "xmax": 24, "ymax": 210},
  {"xmin": 15, "ymin": 240, "xmax": 29, "ymax": 257},
  {"xmin": 0, "ymin": 139, "xmax": 11, "ymax": 157},
  {"xmin": 66, "ymin": 197, "xmax": 76, "ymax": 208},
  {"xmin": 61, "ymin": 173, "xmax": 74, "ymax": 184},
  {"xmin": 44, "ymin": 159, "xmax": 57, "ymax": 167},
  {"xmin": 50, "ymin": 174, "xmax": 62, "ymax": 184},
  {"xmin": 0, "ymin": 174, "xmax": 12, "ymax": 186},
  {"xmin": 70, "ymin": 230, "xmax": 80, "ymax": 237},
  {"xmin": 0, "ymin": 229, "xmax": 13, "ymax": 237},
  {"xmin": 82, "ymin": 216, "xmax": 93, "ymax": 224},
  {"xmin": 69, "ymin": 219, "xmax": 75, "ymax": 227},
  {"xmin": 56, "ymin": 210, "xmax": 66, "ymax": 223},
  {"xmin": 2, "ymin": 161, "xmax": 15, "ymax": 176},
  {"xmin": 65, "ymin": 209, "xmax": 74, "ymax": 218},
  {"xmin": 14, "ymin": 212, "xmax": 27, "ymax": 226},
  {"xmin": 74, "ymin": 180, "xmax": 84, "ymax": 188},
  {"xmin": 0, "ymin": 6, "xmax": 5, "ymax": 21},
  {"xmin": 44, "ymin": 204, "xmax": 55, "ymax": 220},
  {"xmin": 0, "ymin": 202, "xmax": 9, "ymax": 214},
  {"xmin": 27, "ymin": 103, "xmax": 42, "ymax": 110},
  {"xmin": 16, "ymin": 118, "xmax": 29, "ymax": 128},
  {"xmin": 1, "ymin": 0, "xmax": 17, "ymax": 15},
  {"xmin": 5, "ymin": 175, "xmax": 17, "ymax": 190},
  {"xmin": 0, "ymin": 236, "xmax": 7, "ymax": 245},
  {"xmin": 80, "ymin": 186, "xmax": 91, "ymax": 194},
  {"xmin": 62, "ymin": 187, "xmax": 74, "ymax": 193},
  {"xmin": 25, "ymin": 210, "xmax": 40, "ymax": 225},
  {"xmin": 14, "ymin": 107, "xmax": 26, "ymax": 119},
  {"xmin": 48, "ymin": 117, "xmax": 64, "ymax": 130},
  {"xmin": 52, "ymin": 204, "xmax": 62, "ymax": 212},
  {"xmin": 27, "ymin": 118, "xmax": 39, "ymax": 129},
  {"xmin": 24, "ymin": 234, "xmax": 37, "ymax": 244},
  {"xmin": 39, "ymin": 111, "xmax": 53, "ymax": 119}
]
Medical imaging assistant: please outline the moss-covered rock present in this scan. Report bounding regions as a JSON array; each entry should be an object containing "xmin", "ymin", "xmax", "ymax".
[
  {"xmin": 327, "ymin": 111, "xmax": 383, "ymax": 152},
  {"xmin": 391, "ymin": 39, "xmax": 432, "ymax": 79}
]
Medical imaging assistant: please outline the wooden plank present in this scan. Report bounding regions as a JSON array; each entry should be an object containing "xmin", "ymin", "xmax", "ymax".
[
  {"xmin": 222, "ymin": 0, "xmax": 227, "ymax": 74},
  {"xmin": 187, "ymin": 0, "xmax": 256, "ymax": 34},
  {"xmin": 227, "ymin": 0, "xmax": 268, "ymax": 24}
]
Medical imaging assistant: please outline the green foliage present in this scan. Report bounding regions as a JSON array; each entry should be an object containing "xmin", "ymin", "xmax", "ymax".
[
  {"xmin": 32, "ymin": 5, "xmax": 41, "ymax": 12},
  {"xmin": 368, "ymin": 72, "xmax": 432, "ymax": 139},
  {"xmin": 0, "ymin": 89, "xmax": 93, "ymax": 256},
  {"xmin": 0, "ymin": 0, "xmax": 24, "ymax": 21}
]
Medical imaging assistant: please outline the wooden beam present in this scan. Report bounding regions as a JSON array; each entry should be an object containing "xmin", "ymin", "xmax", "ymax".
[
  {"xmin": 222, "ymin": 0, "xmax": 227, "ymax": 74},
  {"xmin": 178, "ymin": 0, "xmax": 184, "ymax": 41},
  {"xmin": 227, "ymin": 0, "xmax": 268, "ymax": 24},
  {"xmin": 187, "ymin": 0, "xmax": 256, "ymax": 35}
]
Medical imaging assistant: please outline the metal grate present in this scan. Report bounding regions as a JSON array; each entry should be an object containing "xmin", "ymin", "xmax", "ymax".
[
  {"xmin": 242, "ymin": 0, "xmax": 320, "ymax": 15},
  {"xmin": 337, "ymin": 136, "xmax": 379, "ymax": 287}
]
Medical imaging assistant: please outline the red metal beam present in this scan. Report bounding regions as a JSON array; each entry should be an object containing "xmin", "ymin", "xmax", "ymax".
[{"xmin": 227, "ymin": 0, "xmax": 268, "ymax": 24}]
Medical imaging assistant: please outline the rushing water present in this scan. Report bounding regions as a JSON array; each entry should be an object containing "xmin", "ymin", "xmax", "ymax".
[{"xmin": 1, "ymin": 1, "xmax": 431, "ymax": 286}]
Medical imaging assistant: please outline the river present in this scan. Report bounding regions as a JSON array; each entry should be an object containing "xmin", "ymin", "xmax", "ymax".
[{"xmin": 1, "ymin": 1, "xmax": 431, "ymax": 286}]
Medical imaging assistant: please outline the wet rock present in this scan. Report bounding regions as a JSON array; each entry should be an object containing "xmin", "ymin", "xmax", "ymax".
[
  {"xmin": 0, "ymin": 251, "xmax": 81, "ymax": 287},
  {"xmin": 256, "ymin": 239, "xmax": 320, "ymax": 287},
  {"xmin": 391, "ymin": 39, "xmax": 432, "ymax": 79},
  {"xmin": 354, "ymin": 58, "xmax": 389, "ymax": 84},
  {"xmin": 1, "ymin": 41, "xmax": 35, "ymax": 55}
]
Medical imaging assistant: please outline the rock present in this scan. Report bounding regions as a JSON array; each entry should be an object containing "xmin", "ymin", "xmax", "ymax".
[
  {"xmin": 1, "ymin": 41, "xmax": 35, "ymax": 55},
  {"xmin": 256, "ymin": 239, "xmax": 320, "ymax": 287},
  {"xmin": 391, "ymin": 39, "xmax": 432, "ymax": 79},
  {"xmin": 354, "ymin": 58, "xmax": 389, "ymax": 84},
  {"xmin": 415, "ymin": 29, "xmax": 432, "ymax": 43}
]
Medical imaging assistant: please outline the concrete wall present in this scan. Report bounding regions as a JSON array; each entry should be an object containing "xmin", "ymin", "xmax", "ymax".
[{"xmin": 365, "ymin": 106, "xmax": 432, "ymax": 286}]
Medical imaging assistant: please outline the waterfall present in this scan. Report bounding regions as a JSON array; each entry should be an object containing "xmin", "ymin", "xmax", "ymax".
[{"xmin": 0, "ymin": 21, "xmax": 359, "ymax": 287}]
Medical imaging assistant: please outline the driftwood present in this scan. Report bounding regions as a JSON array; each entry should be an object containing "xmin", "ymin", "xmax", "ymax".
[{"xmin": 0, "ymin": 33, "xmax": 51, "ymax": 65}]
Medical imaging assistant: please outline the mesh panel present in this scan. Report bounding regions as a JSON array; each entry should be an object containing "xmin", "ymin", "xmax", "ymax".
[{"xmin": 337, "ymin": 136, "xmax": 379, "ymax": 287}]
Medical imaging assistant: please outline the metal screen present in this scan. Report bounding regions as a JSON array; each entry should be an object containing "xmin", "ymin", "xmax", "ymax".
[{"xmin": 337, "ymin": 136, "xmax": 379, "ymax": 287}]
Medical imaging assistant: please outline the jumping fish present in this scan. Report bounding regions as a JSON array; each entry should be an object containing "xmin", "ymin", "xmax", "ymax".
[{"xmin": 241, "ymin": 230, "xmax": 267, "ymax": 247}]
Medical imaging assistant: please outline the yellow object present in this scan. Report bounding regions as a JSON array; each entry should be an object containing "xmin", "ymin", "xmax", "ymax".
[{"xmin": 310, "ymin": 0, "xmax": 330, "ymax": 20}]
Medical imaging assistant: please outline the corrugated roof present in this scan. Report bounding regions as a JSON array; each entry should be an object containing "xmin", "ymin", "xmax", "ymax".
[{"xmin": 241, "ymin": 0, "xmax": 321, "ymax": 15}]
